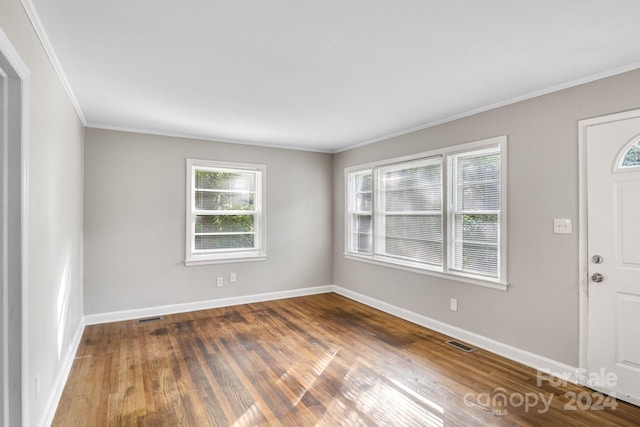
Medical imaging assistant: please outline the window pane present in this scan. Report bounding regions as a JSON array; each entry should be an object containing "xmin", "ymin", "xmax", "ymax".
[
  {"xmin": 380, "ymin": 160, "xmax": 442, "ymax": 211},
  {"xmin": 455, "ymin": 153, "xmax": 500, "ymax": 211},
  {"xmin": 458, "ymin": 183, "xmax": 499, "ymax": 210},
  {"xmin": 357, "ymin": 192, "xmax": 372, "ymax": 211},
  {"xmin": 384, "ymin": 215, "xmax": 442, "ymax": 242},
  {"xmin": 195, "ymin": 234, "xmax": 255, "ymax": 250},
  {"xmin": 356, "ymin": 173, "xmax": 372, "ymax": 192},
  {"xmin": 195, "ymin": 191, "xmax": 254, "ymax": 210},
  {"xmin": 452, "ymin": 243, "xmax": 498, "ymax": 277},
  {"xmin": 379, "ymin": 214, "xmax": 442, "ymax": 266},
  {"xmin": 374, "ymin": 157, "xmax": 443, "ymax": 267},
  {"xmin": 621, "ymin": 141, "xmax": 640, "ymax": 168},
  {"xmin": 384, "ymin": 186, "xmax": 441, "ymax": 211},
  {"xmin": 458, "ymin": 153, "xmax": 499, "ymax": 182},
  {"xmin": 384, "ymin": 238, "xmax": 442, "ymax": 266},
  {"xmin": 352, "ymin": 214, "xmax": 372, "ymax": 254},
  {"xmin": 196, "ymin": 170, "xmax": 255, "ymax": 191},
  {"xmin": 452, "ymin": 214, "xmax": 498, "ymax": 243},
  {"xmin": 195, "ymin": 215, "xmax": 254, "ymax": 233}
]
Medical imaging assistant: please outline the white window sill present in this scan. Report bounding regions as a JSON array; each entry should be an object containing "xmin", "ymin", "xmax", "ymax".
[
  {"xmin": 344, "ymin": 254, "xmax": 508, "ymax": 291},
  {"xmin": 185, "ymin": 255, "xmax": 267, "ymax": 267}
]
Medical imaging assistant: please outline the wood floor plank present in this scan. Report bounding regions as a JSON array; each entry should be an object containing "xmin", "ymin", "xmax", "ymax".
[{"xmin": 53, "ymin": 293, "xmax": 640, "ymax": 426}]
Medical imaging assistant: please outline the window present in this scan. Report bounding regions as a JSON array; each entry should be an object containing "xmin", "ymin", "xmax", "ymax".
[
  {"xmin": 186, "ymin": 159, "xmax": 266, "ymax": 265},
  {"xmin": 345, "ymin": 136, "xmax": 507, "ymax": 288},
  {"xmin": 620, "ymin": 139, "xmax": 640, "ymax": 168},
  {"xmin": 374, "ymin": 157, "xmax": 443, "ymax": 268},
  {"xmin": 448, "ymin": 146, "xmax": 501, "ymax": 278},
  {"xmin": 347, "ymin": 170, "xmax": 373, "ymax": 255}
]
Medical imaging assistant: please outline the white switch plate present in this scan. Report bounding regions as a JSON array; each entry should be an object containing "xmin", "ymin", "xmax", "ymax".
[
  {"xmin": 230, "ymin": 273, "xmax": 236, "ymax": 283},
  {"xmin": 553, "ymin": 218, "xmax": 573, "ymax": 234},
  {"xmin": 450, "ymin": 298, "xmax": 458, "ymax": 312},
  {"xmin": 216, "ymin": 277, "xmax": 223, "ymax": 287}
]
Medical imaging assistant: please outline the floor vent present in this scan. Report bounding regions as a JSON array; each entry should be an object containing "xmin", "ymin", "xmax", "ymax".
[
  {"xmin": 446, "ymin": 340, "xmax": 475, "ymax": 353},
  {"xmin": 136, "ymin": 316, "xmax": 164, "ymax": 324}
]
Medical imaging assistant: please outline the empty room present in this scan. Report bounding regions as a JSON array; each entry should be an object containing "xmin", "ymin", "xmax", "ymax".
[{"xmin": 2, "ymin": 0, "xmax": 640, "ymax": 425}]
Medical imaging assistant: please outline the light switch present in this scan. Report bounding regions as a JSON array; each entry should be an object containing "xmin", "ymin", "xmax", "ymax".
[{"xmin": 553, "ymin": 218, "xmax": 572, "ymax": 234}]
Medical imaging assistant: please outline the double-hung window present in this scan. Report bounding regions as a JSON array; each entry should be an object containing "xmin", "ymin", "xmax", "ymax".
[
  {"xmin": 345, "ymin": 136, "xmax": 507, "ymax": 289},
  {"xmin": 186, "ymin": 159, "xmax": 266, "ymax": 265},
  {"xmin": 374, "ymin": 157, "xmax": 443, "ymax": 268},
  {"xmin": 448, "ymin": 147, "xmax": 501, "ymax": 278}
]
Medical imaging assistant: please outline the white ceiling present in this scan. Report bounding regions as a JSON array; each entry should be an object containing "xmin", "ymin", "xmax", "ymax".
[{"xmin": 28, "ymin": 0, "xmax": 640, "ymax": 152}]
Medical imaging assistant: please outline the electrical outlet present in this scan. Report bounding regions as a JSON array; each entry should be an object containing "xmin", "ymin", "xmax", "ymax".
[
  {"xmin": 553, "ymin": 218, "xmax": 572, "ymax": 234},
  {"xmin": 450, "ymin": 298, "xmax": 458, "ymax": 312},
  {"xmin": 216, "ymin": 277, "xmax": 223, "ymax": 287},
  {"xmin": 230, "ymin": 273, "xmax": 236, "ymax": 283}
]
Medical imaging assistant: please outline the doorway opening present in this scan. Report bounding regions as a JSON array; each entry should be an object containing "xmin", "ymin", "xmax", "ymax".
[{"xmin": 0, "ymin": 29, "xmax": 27, "ymax": 427}]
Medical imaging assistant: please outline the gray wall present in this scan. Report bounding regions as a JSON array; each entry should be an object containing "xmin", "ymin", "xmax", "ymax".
[
  {"xmin": 0, "ymin": 0, "xmax": 85, "ymax": 425},
  {"xmin": 84, "ymin": 129, "xmax": 333, "ymax": 315},
  {"xmin": 333, "ymin": 68, "xmax": 640, "ymax": 366}
]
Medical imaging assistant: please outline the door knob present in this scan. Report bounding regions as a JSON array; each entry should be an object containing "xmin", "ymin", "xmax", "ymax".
[
  {"xmin": 591, "ymin": 273, "xmax": 604, "ymax": 283},
  {"xmin": 591, "ymin": 255, "xmax": 604, "ymax": 264}
]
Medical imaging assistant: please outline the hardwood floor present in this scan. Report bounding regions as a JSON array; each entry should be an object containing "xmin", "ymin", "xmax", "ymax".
[{"xmin": 53, "ymin": 293, "xmax": 640, "ymax": 426}]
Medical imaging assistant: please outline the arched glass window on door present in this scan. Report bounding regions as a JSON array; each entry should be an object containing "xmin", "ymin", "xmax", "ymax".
[{"xmin": 621, "ymin": 139, "xmax": 640, "ymax": 168}]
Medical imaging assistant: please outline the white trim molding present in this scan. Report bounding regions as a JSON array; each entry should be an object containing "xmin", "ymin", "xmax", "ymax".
[
  {"xmin": 0, "ymin": 25, "xmax": 30, "ymax": 427},
  {"xmin": 19, "ymin": 0, "xmax": 86, "ymax": 125}
]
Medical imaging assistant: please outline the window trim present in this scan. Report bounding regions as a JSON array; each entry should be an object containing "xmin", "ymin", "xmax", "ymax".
[
  {"xmin": 344, "ymin": 136, "xmax": 508, "ymax": 290},
  {"xmin": 185, "ymin": 159, "xmax": 266, "ymax": 266}
]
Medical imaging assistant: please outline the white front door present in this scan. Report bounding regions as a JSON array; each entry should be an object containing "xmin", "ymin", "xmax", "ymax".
[{"xmin": 585, "ymin": 111, "xmax": 640, "ymax": 405}]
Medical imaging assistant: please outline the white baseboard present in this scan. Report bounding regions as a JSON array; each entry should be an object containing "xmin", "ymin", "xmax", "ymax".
[
  {"xmin": 39, "ymin": 319, "xmax": 85, "ymax": 427},
  {"xmin": 333, "ymin": 286, "xmax": 580, "ymax": 385},
  {"xmin": 84, "ymin": 285, "xmax": 334, "ymax": 325}
]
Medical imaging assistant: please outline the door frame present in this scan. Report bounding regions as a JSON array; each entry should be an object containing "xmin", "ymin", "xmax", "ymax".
[
  {"xmin": 0, "ymin": 27, "xmax": 30, "ymax": 426},
  {"xmin": 578, "ymin": 108, "xmax": 640, "ymax": 401}
]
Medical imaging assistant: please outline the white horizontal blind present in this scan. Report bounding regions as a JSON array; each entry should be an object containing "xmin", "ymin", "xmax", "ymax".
[
  {"xmin": 193, "ymin": 167, "xmax": 259, "ymax": 252},
  {"xmin": 347, "ymin": 170, "xmax": 373, "ymax": 255},
  {"xmin": 375, "ymin": 156, "xmax": 442, "ymax": 267},
  {"xmin": 449, "ymin": 147, "xmax": 501, "ymax": 277}
]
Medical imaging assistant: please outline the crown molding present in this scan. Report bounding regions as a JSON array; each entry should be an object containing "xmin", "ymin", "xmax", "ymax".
[
  {"xmin": 334, "ymin": 61, "xmax": 640, "ymax": 154},
  {"xmin": 86, "ymin": 123, "xmax": 335, "ymax": 154},
  {"xmin": 19, "ymin": 0, "xmax": 86, "ymax": 125}
]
